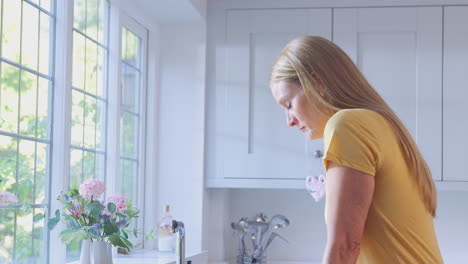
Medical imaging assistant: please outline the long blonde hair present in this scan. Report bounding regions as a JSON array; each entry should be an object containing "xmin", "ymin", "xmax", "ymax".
[{"xmin": 270, "ymin": 36, "xmax": 437, "ymax": 217}]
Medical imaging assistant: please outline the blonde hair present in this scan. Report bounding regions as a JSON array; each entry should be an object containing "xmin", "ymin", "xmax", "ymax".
[{"xmin": 270, "ymin": 36, "xmax": 437, "ymax": 217}]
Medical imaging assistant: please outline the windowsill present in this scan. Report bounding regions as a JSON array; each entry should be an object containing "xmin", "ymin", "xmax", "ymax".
[
  {"xmin": 67, "ymin": 249, "xmax": 208, "ymax": 264},
  {"xmin": 210, "ymin": 261, "xmax": 321, "ymax": 264}
]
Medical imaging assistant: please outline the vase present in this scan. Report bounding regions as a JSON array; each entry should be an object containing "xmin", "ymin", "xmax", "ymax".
[
  {"xmin": 106, "ymin": 243, "xmax": 114, "ymax": 264},
  {"xmin": 79, "ymin": 240, "xmax": 91, "ymax": 264},
  {"xmin": 93, "ymin": 241, "xmax": 108, "ymax": 263},
  {"xmin": 79, "ymin": 239, "xmax": 113, "ymax": 264}
]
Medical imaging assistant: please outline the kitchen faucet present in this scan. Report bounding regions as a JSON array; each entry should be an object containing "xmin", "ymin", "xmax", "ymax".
[{"xmin": 170, "ymin": 219, "xmax": 186, "ymax": 264}]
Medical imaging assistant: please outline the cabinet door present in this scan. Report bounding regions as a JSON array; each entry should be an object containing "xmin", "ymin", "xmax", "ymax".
[
  {"xmin": 223, "ymin": 9, "xmax": 331, "ymax": 179},
  {"xmin": 443, "ymin": 6, "xmax": 468, "ymax": 181},
  {"xmin": 333, "ymin": 7, "xmax": 442, "ymax": 180}
]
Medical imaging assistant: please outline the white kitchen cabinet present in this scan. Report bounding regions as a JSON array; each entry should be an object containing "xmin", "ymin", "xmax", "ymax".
[
  {"xmin": 205, "ymin": 8, "xmax": 332, "ymax": 187},
  {"xmin": 333, "ymin": 7, "xmax": 443, "ymax": 181},
  {"xmin": 206, "ymin": 3, "xmax": 468, "ymax": 189},
  {"xmin": 443, "ymin": 6, "xmax": 468, "ymax": 182}
]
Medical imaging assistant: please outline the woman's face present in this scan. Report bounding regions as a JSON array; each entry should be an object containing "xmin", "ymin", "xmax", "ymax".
[{"xmin": 271, "ymin": 80, "xmax": 330, "ymax": 140}]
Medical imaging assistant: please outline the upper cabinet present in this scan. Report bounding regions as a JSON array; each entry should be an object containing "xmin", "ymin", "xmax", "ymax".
[
  {"xmin": 205, "ymin": 8, "xmax": 332, "ymax": 188},
  {"xmin": 333, "ymin": 7, "xmax": 443, "ymax": 181},
  {"xmin": 443, "ymin": 6, "xmax": 468, "ymax": 182},
  {"xmin": 205, "ymin": 2, "xmax": 468, "ymax": 189}
]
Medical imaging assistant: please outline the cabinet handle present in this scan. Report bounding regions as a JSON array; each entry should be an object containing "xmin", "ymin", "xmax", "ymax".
[{"xmin": 313, "ymin": 150, "xmax": 324, "ymax": 158}]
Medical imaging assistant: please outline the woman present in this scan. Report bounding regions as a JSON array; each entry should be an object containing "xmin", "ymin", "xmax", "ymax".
[{"xmin": 270, "ymin": 36, "xmax": 443, "ymax": 264}]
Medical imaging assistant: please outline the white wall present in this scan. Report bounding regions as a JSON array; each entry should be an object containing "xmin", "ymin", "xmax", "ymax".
[
  {"xmin": 134, "ymin": 0, "xmax": 204, "ymax": 23},
  {"xmin": 190, "ymin": 0, "xmax": 207, "ymax": 18},
  {"xmin": 145, "ymin": 1, "xmax": 468, "ymax": 262},
  {"xmin": 154, "ymin": 23, "xmax": 206, "ymax": 254},
  {"xmin": 434, "ymin": 191, "xmax": 468, "ymax": 263},
  {"xmin": 206, "ymin": 189, "xmax": 468, "ymax": 263},
  {"xmin": 206, "ymin": 189, "xmax": 326, "ymax": 263},
  {"xmin": 203, "ymin": 189, "xmax": 231, "ymax": 262}
]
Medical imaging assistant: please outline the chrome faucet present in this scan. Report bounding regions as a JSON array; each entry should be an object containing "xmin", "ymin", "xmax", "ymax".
[{"xmin": 170, "ymin": 219, "xmax": 185, "ymax": 264}]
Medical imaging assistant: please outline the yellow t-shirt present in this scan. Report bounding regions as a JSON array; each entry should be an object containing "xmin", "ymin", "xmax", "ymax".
[{"xmin": 322, "ymin": 108, "xmax": 443, "ymax": 264}]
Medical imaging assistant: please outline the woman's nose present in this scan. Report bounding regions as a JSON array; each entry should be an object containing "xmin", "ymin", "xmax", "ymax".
[{"xmin": 286, "ymin": 110, "xmax": 298, "ymax": 127}]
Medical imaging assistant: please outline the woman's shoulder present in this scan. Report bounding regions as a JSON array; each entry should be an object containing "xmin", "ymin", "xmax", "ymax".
[{"xmin": 326, "ymin": 108, "xmax": 386, "ymax": 129}]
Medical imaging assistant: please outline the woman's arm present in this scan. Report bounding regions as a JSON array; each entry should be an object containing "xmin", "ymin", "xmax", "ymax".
[{"xmin": 322, "ymin": 161, "xmax": 375, "ymax": 264}]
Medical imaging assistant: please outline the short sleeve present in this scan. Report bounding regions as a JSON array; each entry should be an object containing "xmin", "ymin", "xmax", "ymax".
[{"xmin": 322, "ymin": 109, "xmax": 384, "ymax": 176}]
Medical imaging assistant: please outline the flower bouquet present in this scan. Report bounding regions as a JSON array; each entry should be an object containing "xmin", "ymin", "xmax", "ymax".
[{"xmin": 48, "ymin": 179, "xmax": 139, "ymax": 264}]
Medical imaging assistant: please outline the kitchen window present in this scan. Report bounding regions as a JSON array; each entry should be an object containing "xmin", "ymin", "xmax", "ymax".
[
  {"xmin": 0, "ymin": 0, "xmax": 54, "ymax": 263},
  {"xmin": 67, "ymin": 0, "xmax": 109, "ymax": 259},
  {"xmin": 118, "ymin": 15, "xmax": 148, "ymax": 248},
  {"xmin": 0, "ymin": 0, "xmax": 150, "ymax": 263}
]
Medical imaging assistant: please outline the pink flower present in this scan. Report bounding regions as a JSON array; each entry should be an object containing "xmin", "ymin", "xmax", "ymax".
[
  {"xmin": 0, "ymin": 191, "xmax": 19, "ymax": 205},
  {"xmin": 70, "ymin": 209, "xmax": 83, "ymax": 218},
  {"xmin": 68, "ymin": 200, "xmax": 84, "ymax": 217},
  {"xmin": 79, "ymin": 179, "xmax": 105, "ymax": 200},
  {"xmin": 102, "ymin": 207, "xmax": 112, "ymax": 217},
  {"xmin": 105, "ymin": 193, "xmax": 127, "ymax": 214}
]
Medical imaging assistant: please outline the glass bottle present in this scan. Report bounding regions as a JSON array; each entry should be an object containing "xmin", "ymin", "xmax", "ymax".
[{"xmin": 157, "ymin": 205, "xmax": 175, "ymax": 252}]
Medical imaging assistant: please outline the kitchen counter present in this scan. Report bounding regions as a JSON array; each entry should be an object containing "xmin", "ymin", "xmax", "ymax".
[
  {"xmin": 68, "ymin": 249, "xmax": 208, "ymax": 264},
  {"xmin": 210, "ymin": 260, "xmax": 321, "ymax": 264}
]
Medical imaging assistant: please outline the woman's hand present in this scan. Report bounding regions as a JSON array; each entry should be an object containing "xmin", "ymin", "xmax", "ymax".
[{"xmin": 322, "ymin": 161, "xmax": 375, "ymax": 264}]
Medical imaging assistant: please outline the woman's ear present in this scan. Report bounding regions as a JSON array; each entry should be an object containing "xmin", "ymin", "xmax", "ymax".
[
  {"xmin": 310, "ymin": 72, "xmax": 321, "ymax": 84},
  {"xmin": 310, "ymin": 72, "xmax": 325, "ymax": 96}
]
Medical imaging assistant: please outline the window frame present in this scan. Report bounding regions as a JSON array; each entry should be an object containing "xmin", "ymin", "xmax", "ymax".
[
  {"xmin": 49, "ymin": 0, "xmax": 73, "ymax": 262},
  {"xmin": 47, "ymin": 0, "xmax": 151, "ymax": 263},
  {"xmin": 0, "ymin": 0, "xmax": 57, "ymax": 263},
  {"xmin": 118, "ymin": 12, "xmax": 148, "ymax": 247}
]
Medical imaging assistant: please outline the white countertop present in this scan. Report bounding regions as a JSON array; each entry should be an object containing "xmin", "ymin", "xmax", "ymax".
[
  {"xmin": 209, "ymin": 259, "xmax": 321, "ymax": 264},
  {"xmin": 68, "ymin": 249, "xmax": 208, "ymax": 264}
]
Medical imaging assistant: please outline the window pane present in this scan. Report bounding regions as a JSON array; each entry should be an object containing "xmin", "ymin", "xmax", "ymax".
[
  {"xmin": 37, "ymin": 77, "xmax": 50, "ymax": 140},
  {"xmin": 119, "ymin": 159, "xmax": 137, "ymax": 205},
  {"xmin": 74, "ymin": 0, "xmax": 86, "ymax": 32},
  {"xmin": 95, "ymin": 152, "xmax": 105, "ymax": 181},
  {"xmin": 86, "ymin": 0, "xmax": 99, "ymax": 41},
  {"xmin": 119, "ymin": 158, "xmax": 138, "ymax": 238},
  {"xmin": 84, "ymin": 95, "xmax": 96, "ymax": 149},
  {"xmin": 0, "ymin": 208, "xmax": 15, "ymax": 263},
  {"xmin": 17, "ymin": 139, "xmax": 36, "ymax": 204},
  {"xmin": 15, "ymin": 208, "xmax": 34, "ymax": 261},
  {"xmin": 2, "ymin": 0, "xmax": 21, "ymax": 63},
  {"xmin": 0, "ymin": 1, "xmax": 54, "ymax": 263},
  {"xmin": 39, "ymin": 12, "xmax": 52, "ymax": 76},
  {"xmin": 70, "ymin": 148, "xmax": 83, "ymax": 188},
  {"xmin": 96, "ymin": 46, "xmax": 106, "ymax": 98},
  {"xmin": 121, "ymin": 28, "xmax": 140, "ymax": 68},
  {"xmin": 32, "ymin": 207, "xmax": 47, "ymax": 262},
  {"xmin": 0, "ymin": 207, "xmax": 48, "ymax": 263},
  {"xmin": 69, "ymin": 1, "xmax": 108, "ymax": 259},
  {"xmin": 34, "ymin": 142, "xmax": 47, "ymax": 204},
  {"xmin": 119, "ymin": 24, "xmax": 144, "ymax": 247},
  {"xmin": 21, "ymin": 2, "xmax": 39, "ymax": 71},
  {"xmin": 72, "ymin": 31, "xmax": 86, "ymax": 90},
  {"xmin": 0, "ymin": 135, "xmax": 17, "ymax": 192},
  {"xmin": 120, "ymin": 111, "xmax": 137, "ymax": 159},
  {"xmin": 71, "ymin": 90, "xmax": 84, "ymax": 147},
  {"xmin": 19, "ymin": 70, "xmax": 38, "ymax": 137},
  {"xmin": 66, "ymin": 241, "xmax": 81, "ymax": 262},
  {"xmin": 97, "ymin": 0, "xmax": 107, "ymax": 44},
  {"xmin": 85, "ymin": 39, "xmax": 97, "ymax": 94},
  {"xmin": 121, "ymin": 63, "xmax": 140, "ymax": 113},
  {"xmin": 95, "ymin": 98, "xmax": 105, "ymax": 151},
  {"xmin": 41, "ymin": 0, "xmax": 52, "ymax": 12},
  {"xmin": 0, "ymin": 62, "xmax": 20, "ymax": 134},
  {"xmin": 82, "ymin": 150, "xmax": 95, "ymax": 180}
]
